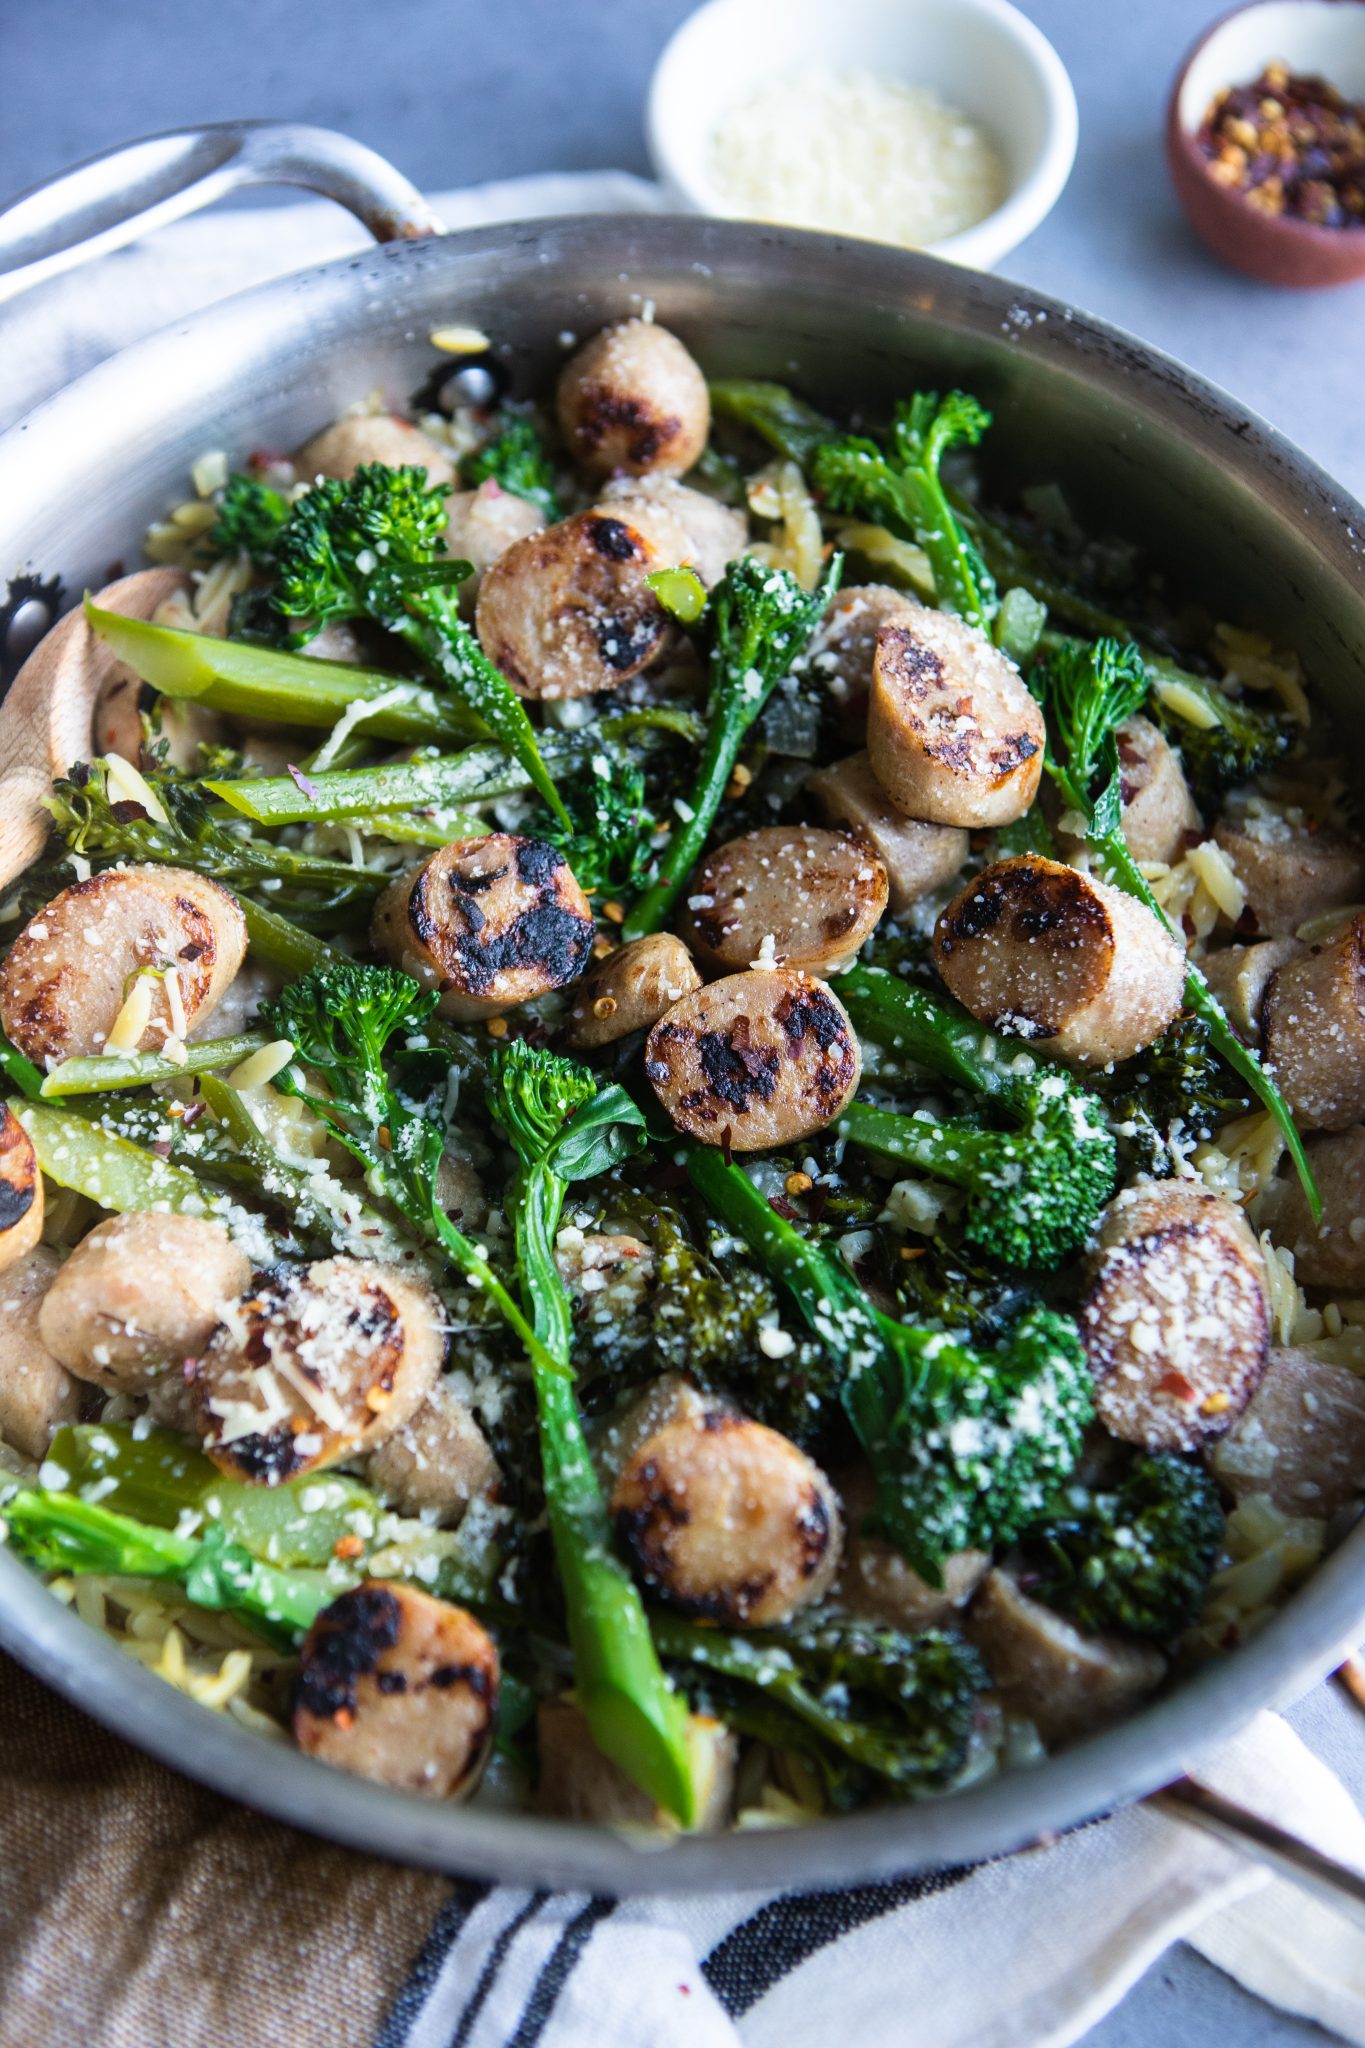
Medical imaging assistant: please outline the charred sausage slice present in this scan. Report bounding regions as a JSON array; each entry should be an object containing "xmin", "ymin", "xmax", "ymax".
[
  {"xmin": 364, "ymin": 1376, "xmax": 500, "ymax": 1526},
  {"xmin": 38, "ymin": 1214, "xmax": 251, "ymax": 1394},
  {"xmin": 371, "ymin": 833, "xmax": 594, "ymax": 1022},
  {"xmin": 0, "ymin": 865, "xmax": 248, "ymax": 1065},
  {"xmin": 1083, "ymin": 1180, "xmax": 1269, "ymax": 1452},
  {"xmin": 1262, "ymin": 917, "xmax": 1365, "ymax": 1131},
  {"xmin": 966, "ymin": 1569, "xmax": 1166, "ymax": 1743},
  {"xmin": 293, "ymin": 1580, "xmax": 497, "ymax": 1798},
  {"xmin": 293, "ymin": 415, "xmax": 455, "ymax": 488},
  {"xmin": 1109, "ymin": 715, "xmax": 1201, "ymax": 865},
  {"xmin": 1257, "ymin": 1126, "xmax": 1365, "ymax": 1289},
  {"xmin": 0, "ymin": 1106, "xmax": 42, "ymax": 1274},
  {"xmin": 806, "ymin": 751, "xmax": 969, "ymax": 914},
  {"xmin": 475, "ymin": 508, "xmax": 673, "ymax": 699},
  {"xmin": 595, "ymin": 477, "xmax": 747, "ymax": 588},
  {"xmin": 443, "ymin": 480, "xmax": 543, "ymax": 585},
  {"xmin": 199, "ymin": 1258, "xmax": 443, "ymax": 1484},
  {"xmin": 1211, "ymin": 1346, "xmax": 1365, "ymax": 1520},
  {"xmin": 1200, "ymin": 936, "xmax": 1301, "ymax": 1042},
  {"xmin": 1213, "ymin": 815, "xmax": 1365, "ymax": 937},
  {"xmin": 564, "ymin": 933, "xmax": 702, "ymax": 1050},
  {"xmin": 807, "ymin": 584, "xmax": 920, "ymax": 715},
  {"xmin": 834, "ymin": 1468, "xmax": 988, "ymax": 1630},
  {"xmin": 556, "ymin": 319, "xmax": 709, "ymax": 479},
  {"xmin": 645, "ymin": 968, "xmax": 861, "ymax": 1150},
  {"xmin": 0, "ymin": 1247, "xmax": 80, "ymax": 1461},
  {"xmin": 682, "ymin": 826, "xmax": 889, "ymax": 978},
  {"xmin": 868, "ymin": 612, "xmax": 1046, "ymax": 828},
  {"xmin": 934, "ymin": 855, "xmax": 1186, "ymax": 1066},
  {"xmin": 611, "ymin": 1408, "xmax": 843, "ymax": 1627}
]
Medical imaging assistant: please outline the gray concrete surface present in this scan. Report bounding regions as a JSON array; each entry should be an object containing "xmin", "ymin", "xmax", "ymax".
[{"xmin": 0, "ymin": 2, "xmax": 1361, "ymax": 2040}]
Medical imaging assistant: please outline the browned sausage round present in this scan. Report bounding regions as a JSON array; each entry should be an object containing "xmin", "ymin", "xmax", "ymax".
[
  {"xmin": 682, "ymin": 826, "xmax": 889, "ymax": 978},
  {"xmin": 611, "ymin": 1408, "xmax": 843, "ymax": 1626},
  {"xmin": 1200, "ymin": 937, "xmax": 1301, "ymax": 1042},
  {"xmin": 0, "ymin": 1247, "xmax": 80, "ymax": 1461},
  {"xmin": 1211, "ymin": 1346, "xmax": 1365, "ymax": 1519},
  {"xmin": 0, "ymin": 865, "xmax": 248, "ymax": 1065},
  {"xmin": 868, "ymin": 612, "xmax": 1046, "ymax": 827},
  {"xmin": 645, "ymin": 969, "xmax": 861, "ymax": 1150},
  {"xmin": 444, "ymin": 479, "xmax": 544, "ymax": 583},
  {"xmin": 293, "ymin": 1581, "xmax": 498, "ymax": 1798},
  {"xmin": 595, "ymin": 477, "xmax": 747, "ymax": 588},
  {"xmin": 934, "ymin": 855, "xmax": 1186, "ymax": 1066},
  {"xmin": 38, "ymin": 1214, "xmax": 251, "ymax": 1394},
  {"xmin": 364, "ymin": 1376, "xmax": 500, "ymax": 1526},
  {"xmin": 1258, "ymin": 1126, "xmax": 1365, "ymax": 1289},
  {"xmin": 1083, "ymin": 1180, "xmax": 1269, "ymax": 1452},
  {"xmin": 1262, "ymin": 917, "xmax": 1365, "ymax": 1131},
  {"xmin": 0, "ymin": 1105, "xmax": 42, "ymax": 1274},
  {"xmin": 293, "ymin": 415, "xmax": 455, "ymax": 488},
  {"xmin": 1213, "ymin": 814, "xmax": 1365, "ymax": 937},
  {"xmin": 564, "ymin": 934, "xmax": 702, "ymax": 1051},
  {"xmin": 807, "ymin": 585, "xmax": 920, "ymax": 713},
  {"xmin": 371, "ymin": 834, "xmax": 595, "ymax": 1022},
  {"xmin": 834, "ymin": 1468, "xmax": 988, "ymax": 1631},
  {"xmin": 474, "ymin": 510, "xmax": 673, "ymax": 700},
  {"xmin": 556, "ymin": 320, "xmax": 709, "ymax": 478},
  {"xmin": 966, "ymin": 1569, "xmax": 1166, "ymax": 1743},
  {"xmin": 199, "ymin": 1258, "xmax": 444, "ymax": 1483},
  {"xmin": 806, "ymin": 751, "xmax": 969, "ymax": 914},
  {"xmin": 1110, "ymin": 715, "xmax": 1201, "ymax": 864}
]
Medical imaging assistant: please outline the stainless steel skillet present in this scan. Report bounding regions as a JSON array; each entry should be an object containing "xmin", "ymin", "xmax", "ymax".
[{"xmin": 0, "ymin": 122, "xmax": 1361, "ymax": 1894}]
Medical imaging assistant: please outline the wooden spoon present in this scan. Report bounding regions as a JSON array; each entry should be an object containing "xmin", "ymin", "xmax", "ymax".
[{"xmin": 0, "ymin": 568, "xmax": 189, "ymax": 890}]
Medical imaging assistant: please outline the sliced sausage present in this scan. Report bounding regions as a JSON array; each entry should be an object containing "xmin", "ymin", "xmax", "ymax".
[
  {"xmin": 1200, "ymin": 937, "xmax": 1301, "ymax": 1042},
  {"xmin": 645, "ymin": 968, "xmax": 861, "ymax": 1150},
  {"xmin": 835, "ymin": 1469, "xmax": 988, "ymax": 1630},
  {"xmin": 1083, "ymin": 1181, "xmax": 1269, "ymax": 1453},
  {"xmin": 535, "ymin": 1697, "xmax": 737, "ymax": 1830},
  {"xmin": 94, "ymin": 684, "xmax": 221, "ymax": 777},
  {"xmin": 595, "ymin": 476, "xmax": 747, "ymax": 588},
  {"xmin": 444, "ymin": 479, "xmax": 543, "ymax": 584},
  {"xmin": 0, "ymin": 865, "xmax": 248, "ymax": 1065},
  {"xmin": 1262, "ymin": 918, "xmax": 1365, "ymax": 1131},
  {"xmin": 806, "ymin": 751, "xmax": 969, "ymax": 914},
  {"xmin": 595, "ymin": 1373, "xmax": 718, "ymax": 1484},
  {"xmin": 38, "ymin": 1215, "xmax": 251, "ymax": 1395},
  {"xmin": 371, "ymin": 834, "xmax": 595, "ymax": 1023},
  {"xmin": 364, "ymin": 1375, "xmax": 500, "ymax": 1526},
  {"xmin": 1211, "ymin": 1346, "xmax": 1365, "ymax": 1520},
  {"xmin": 682, "ymin": 826, "xmax": 889, "ymax": 978},
  {"xmin": 611, "ymin": 1408, "xmax": 843, "ymax": 1626},
  {"xmin": 1257, "ymin": 1127, "xmax": 1365, "ymax": 1290},
  {"xmin": 556, "ymin": 319, "xmax": 709, "ymax": 479},
  {"xmin": 474, "ymin": 509, "xmax": 673, "ymax": 700},
  {"xmin": 868, "ymin": 612, "xmax": 1046, "ymax": 828},
  {"xmin": 934, "ymin": 855, "xmax": 1186, "ymax": 1066},
  {"xmin": 199, "ymin": 1258, "xmax": 443, "ymax": 1484},
  {"xmin": 293, "ymin": 415, "xmax": 455, "ymax": 489},
  {"xmin": 0, "ymin": 1247, "xmax": 80, "ymax": 1461},
  {"xmin": 966, "ymin": 1569, "xmax": 1167, "ymax": 1743},
  {"xmin": 1111, "ymin": 715, "xmax": 1201, "ymax": 865},
  {"xmin": 0, "ymin": 1105, "xmax": 43, "ymax": 1274},
  {"xmin": 293, "ymin": 1580, "xmax": 497, "ymax": 1798},
  {"xmin": 807, "ymin": 584, "xmax": 920, "ymax": 715},
  {"xmin": 563, "ymin": 933, "xmax": 702, "ymax": 1050},
  {"xmin": 1212, "ymin": 814, "xmax": 1365, "ymax": 938}
]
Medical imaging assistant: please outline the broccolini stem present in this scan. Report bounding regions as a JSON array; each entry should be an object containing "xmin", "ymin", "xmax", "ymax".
[
  {"xmin": 623, "ymin": 692, "xmax": 756, "ymax": 939},
  {"xmin": 839, "ymin": 1100, "xmax": 1001, "ymax": 1188},
  {"xmin": 837, "ymin": 965, "xmax": 1029, "ymax": 1107},
  {"xmin": 41, "ymin": 1033, "xmax": 268, "ymax": 1098},
  {"xmin": 240, "ymin": 901, "xmax": 339, "ymax": 977},
  {"xmin": 0, "ymin": 1031, "xmax": 45, "ymax": 1103}
]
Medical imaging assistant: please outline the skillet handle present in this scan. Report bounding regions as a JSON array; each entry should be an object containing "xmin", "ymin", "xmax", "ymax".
[
  {"xmin": 1153, "ymin": 1774, "xmax": 1365, "ymax": 1933},
  {"xmin": 0, "ymin": 120, "xmax": 444, "ymax": 305}
]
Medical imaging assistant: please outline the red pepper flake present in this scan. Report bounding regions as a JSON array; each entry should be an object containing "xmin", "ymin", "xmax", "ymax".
[
  {"xmin": 769, "ymin": 1195, "xmax": 798, "ymax": 1222},
  {"xmin": 151, "ymin": 1139, "xmax": 173, "ymax": 1158},
  {"xmin": 806, "ymin": 1182, "xmax": 831, "ymax": 1223},
  {"xmin": 1157, "ymin": 1369, "xmax": 1199, "ymax": 1403},
  {"xmin": 286, "ymin": 762, "xmax": 322, "ymax": 802},
  {"xmin": 181, "ymin": 1099, "xmax": 206, "ymax": 1127},
  {"xmin": 333, "ymin": 1534, "xmax": 365, "ymax": 1561}
]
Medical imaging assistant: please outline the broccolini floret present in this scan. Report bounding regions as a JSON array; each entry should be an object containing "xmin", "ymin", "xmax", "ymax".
[
  {"xmin": 838, "ymin": 966, "xmax": 1117, "ymax": 1269},
  {"xmin": 1148, "ymin": 668, "xmax": 1292, "ymax": 808},
  {"xmin": 208, "ymin": 474, "xmax": 291, "ymax": 563},
  {"xmin": 1103, "ymin": 1014, "xmax": 1250, "ymax": 1175},
  {"xmin": 268, "ymin": 461, "xmax": 568, "ymax": 825},
  {"xmin": 688, "ymin": 1146, "xmax": 1093, "ymax": 1585},
  {"xmin": 1018, "ymin": 1452, "xmax": 1225, "ymax": 1639},
  {"xmin": 463, "ymin": 415, "xmax": 560, "ymax": 524}
]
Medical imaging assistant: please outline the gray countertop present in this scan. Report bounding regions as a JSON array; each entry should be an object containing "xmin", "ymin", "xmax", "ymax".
[{"xmin": 1, "ymin": 2, "xmax": 1361, "ymax": 2042}]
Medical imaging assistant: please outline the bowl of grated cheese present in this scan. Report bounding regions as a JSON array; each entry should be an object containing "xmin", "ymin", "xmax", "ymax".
[{"xmin": 647, "ymin": 0, "xmax": 1078, "ymax": 270}]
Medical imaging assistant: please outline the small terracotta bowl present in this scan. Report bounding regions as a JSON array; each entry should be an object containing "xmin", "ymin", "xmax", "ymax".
[{"xmin": 1166, "ymin": 0, "xmax": 1365, "ymax": 287}]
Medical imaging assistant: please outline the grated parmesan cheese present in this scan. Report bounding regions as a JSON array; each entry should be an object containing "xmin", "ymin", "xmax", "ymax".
[{"xmin": 708, "ymin": 68, "xmax": 1006, "ymax": 249}]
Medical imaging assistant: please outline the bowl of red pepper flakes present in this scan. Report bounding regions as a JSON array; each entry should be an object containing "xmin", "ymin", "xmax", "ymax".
[{"xmin": 1166, "ymin": 0, "xmax": 1365, "ymax": 287}]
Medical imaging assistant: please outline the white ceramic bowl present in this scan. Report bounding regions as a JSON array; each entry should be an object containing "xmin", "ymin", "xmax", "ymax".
[{"xmin": 646, "ymin": 0, "xmax": 1078, "ymax": 271}]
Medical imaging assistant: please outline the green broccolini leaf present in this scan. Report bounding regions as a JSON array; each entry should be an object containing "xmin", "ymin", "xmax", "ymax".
[
  {"xmin": 1018, "ymin": 1452, "xmax": 1225, "ymax": 1639},
  {"xmin": 811, "ymin": 392, "xmax": 997, "ymax": 626},
  {"xmin": 463, "ymin": 416, "xmax": 560, "ymax": 523},
  {"xmin": 707, "ymin": 380, "xmax": 836, "ymax": 470}
]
